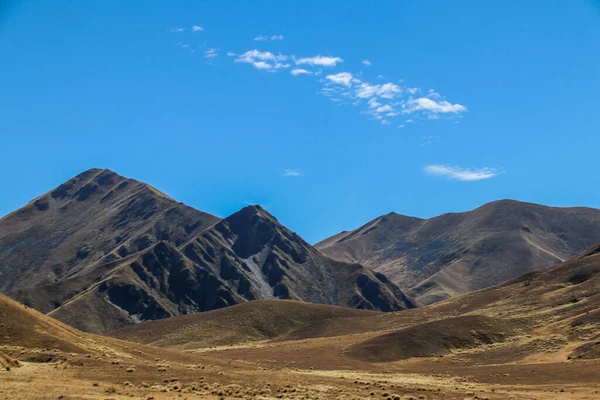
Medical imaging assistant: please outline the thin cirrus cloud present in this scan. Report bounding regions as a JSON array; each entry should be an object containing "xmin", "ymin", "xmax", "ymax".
[
  {"xmin": 290, "ymin": 68, "xmax": 312, "ymax": 76},
  {"xmin": 254, "ymin": 34, "xmax": 284, "ymax": 41},
  {"xmin": 362, "ymin": 59, "xmax": 372, "ymax": 66},
  {"xmin": 403, "ymin": 97, "xmax": 467, "ymax": 114},
  {"xmin": 423, "ymin": 165, "xmax": 501, "ymax": 181},
  {"xmin": 295, "ymin": 55, "xmax": 343, "ymax": 67},
  {"xmin": 282, "ymin": 169, "xmax": 302, "ymax": 177},
  {"xmin": 234, "ymin": 49, "xmax": 290, "ymax": 70},
  {"xmin": 170, "ymin": 25, "xmax": 203, "ymax": 33},
  {"xmin": 356, "ymin": 82, "xmax": 401, "ymax": 99},
  {"xmin": 325, "ymin": 72, "xmax": 354, "ymax": 86},
  {"xmin": 204, "ymin": 48, "xmax": 219, "ymax": 59}
]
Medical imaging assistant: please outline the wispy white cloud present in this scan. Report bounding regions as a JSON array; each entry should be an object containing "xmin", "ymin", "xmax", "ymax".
[
  {"xmin": 375, "ymin": 105, "xmax": 394, "ymax": 113},
  {"xmin": 295, "ymin": 55, "xmax": 343, "ymax": 67},
  {"xmin": 356, "ymin": 83, "xmax": 378, "ymax": 98},
  {"xmin": 419, "ymin": 135, "xmax": 439, "ymax": 146},
  {"xmin": 377, "ymin": 83, "xmax": 402, "ymax": 99},
  {"xmin": 192, "ymin": 31, "xmax": 466, "ymax": 128},
  {"xmin": 403, "ymin": 97, "xmax": 467, "ymax": 114},
  {"xmin": 291, "ymin": 68, "xmax": 312, "ymax": 76},
  {"xmin": 253, "ymin": 61, "xmax": 272, "ymax": 70},
  {"xmin": 169, "ymin": 27, "xmax": 185, "ymax": 33},
  {"xmin": 235, "ymin": 49, "xmax": 290, "ymax": 70},
  {"xmin": 326, "ymin": 72, "xmax": 354, "ymax": 87},
  {"xmin": 423, "ymin": 165, "xmax": 501, "ymax": 181},
  {"xmin": 236, "ymin": 49, "xmax": 286, "ymax": 63},
  {"xmin": 204, "ymin": 48, "xmax": 219, "ymax": 59},
  {"xmin": 368, "ymin": 98, "xmax": 382, "ymax": 109},
  {"xmin": 192, "ymin": 25, "xmax": 203, "ymax": 32},
  {"xmin": 356, "ymin": 82, "xmax": 401, "ymax": 99},
  {"xmin": 254, "ymin": 34, "xmax": 284, "ymax": 41},
  {"xmin": 282, "ymin": 169, "xmax": 302, "ymax": 177}
]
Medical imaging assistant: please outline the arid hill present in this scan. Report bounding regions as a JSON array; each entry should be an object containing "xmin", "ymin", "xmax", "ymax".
[
  {"xmin": 0, "ymin": 168, "xmax": 219, "ymax": 304},
  {"xmin": 0, "ymin": 293, "xmax": 90, "ymax": 354},
  {"xmin": 317, "ymin": 199, "xmax": 600, "ymax": 305},
  {"xmin": 2, "ymin": 248, "xmax": 600, "ymax": 399},
  {"xmin": 109, "ymin": 299, "xmax": 379, "ymax": 349},
  {"xmin": 0, "ymin": 169, "xmax": 413, "ymax": 333},
  {"xmin": 114, "ymin": 243, "xmax": 600, "ymax": 366}
]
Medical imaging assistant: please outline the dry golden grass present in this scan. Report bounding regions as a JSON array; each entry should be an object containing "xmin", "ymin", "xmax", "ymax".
[
  {"xmin": 2, "ymin": 248, "xmax": 600, "ymax": 399},
  {"xmin": 109, "ymin": 299, "xmax": 379, "ymax": 349}
]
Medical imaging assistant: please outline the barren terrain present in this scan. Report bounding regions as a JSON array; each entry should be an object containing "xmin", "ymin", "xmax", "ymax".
[{"xmin": 2, "ymin": 245, "xmax": 600, "ymax": 399}]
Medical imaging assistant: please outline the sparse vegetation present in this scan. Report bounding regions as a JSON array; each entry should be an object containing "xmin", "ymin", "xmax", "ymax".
[{"xmin": 104, "ymin": 386, "xmax": 117, "ymax": 394}]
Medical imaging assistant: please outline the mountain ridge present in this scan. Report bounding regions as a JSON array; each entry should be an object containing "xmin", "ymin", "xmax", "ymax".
[
  {"xmin": 317, "ymin": 198, "xmax": 600, "ymax": 305},
  {"xmin": 0, "ymin": 168, "xmax": 414, "ymax": 333}
]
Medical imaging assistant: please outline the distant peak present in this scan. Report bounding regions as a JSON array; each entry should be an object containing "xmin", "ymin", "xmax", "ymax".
[
  {"xmin": 241, "ymin": 204, "xmax": 263, "ymax": 212},
  {"xmin": 229, "ymin": 204, "xmax": 276, "ymax": 222},
  {"xmin": 380, "ymin": 211, "xmax": 423, "ymax": 222},
  {"xmin": 72, "ymin": 168, "xmax": 123, "ymax": 183}
]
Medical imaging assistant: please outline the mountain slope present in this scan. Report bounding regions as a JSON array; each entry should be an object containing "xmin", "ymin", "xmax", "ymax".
[
  {"xmin": 109, "ymin": 299, "xmax": 379, "ymax": 349},
  {"xmin": 41, "ymin": 206, "xmax": 413, "ymax": 333},
  {"xmin": 344, "ymin": 242, "xmax": 600, "ymax": 363},
  {"xmin": 0, "ymin": 168, "xmax": 219, "ymax": 300},
  {"xmin": 0, "ymin": 169, "xmax": 413, "ymax": 333},
  {"xmin": 317, "ymin": 200, "xmax": 600, "ymax": 305},
  {"xmin": 110, "ymin": 243, "xmax": 600, "ymax": 367},
  {"xmin": 0, "ymin": 293, "xmax": 91, "ymax": 354},
  {"xmin": 180, "ymin": 205, "xmax": 415, "ymax": 312}
]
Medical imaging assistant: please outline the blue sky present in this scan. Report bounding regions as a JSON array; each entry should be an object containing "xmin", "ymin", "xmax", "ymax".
[{"xmin": 1, "ymin": 1, "xmax": 599, "ymax": 243}]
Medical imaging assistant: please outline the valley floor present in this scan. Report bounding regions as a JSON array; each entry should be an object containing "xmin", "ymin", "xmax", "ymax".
[{"xmin": 2, "ymin": 341, "xmax": 600, "ymax": 400}]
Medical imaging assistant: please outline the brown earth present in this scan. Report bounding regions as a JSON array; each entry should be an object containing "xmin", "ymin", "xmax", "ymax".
[
  {"xmin": 2, "ymin": 285, "xmax": 600, "ymax": 400},
  {"xmin": 0, "ymin": 169, "xmax": 413, "ymax": 334},
  {"xmin": 316, "ymin": 199, "xmax": 600, "ymax": 305},
  {"xmin": 66, "ymin": 245, "xmax": 599, "ymax": 399},
  {"xmin": 109, "ymin": 299, "xmax": 380, "ymax": 349}
]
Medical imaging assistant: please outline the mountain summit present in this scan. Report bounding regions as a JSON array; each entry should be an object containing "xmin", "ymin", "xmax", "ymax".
[
  {"xmin": 317, "ymin": 199, "xmax": 600, "ymax": 305},
  {"xmin": 0, "ymin": 169, "xmax": 414, "ymax": 333}
]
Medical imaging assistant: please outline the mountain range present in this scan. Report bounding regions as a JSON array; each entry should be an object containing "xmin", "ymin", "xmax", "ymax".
[
  {"xmin": 317, "ymin": 200, "xmax": 600, "ymax": 304},
  {"xmin": 5, "ymin": 239, "xmax": 599, "ymax": 399},
  {"xmin": 2, "ymin": 168, "xmax": 600, "ymax": 333},
  {"xmin": 1, "ymin": 168, "xmax": 600, "ymax": 399},
  {"xmin": 0, "ymin": 169, "xmax": 412, "ymax": 333}
]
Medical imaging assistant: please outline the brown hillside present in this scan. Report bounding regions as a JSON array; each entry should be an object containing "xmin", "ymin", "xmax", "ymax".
[
  {"xmin": 345, "ymin": 315, "xmax": 523, "ymax": 362},
  {"xmin": 108, "ymin": 243, "xmax": 600, "ymax": 361},
  {"xmin": 1, "ymin": 168, "xmax": 219, "ymax": 310},
  {"xmin": 317, "ymin": 199, "xmax": 600, "ymax": 305},
  {"xmin": 189, "ymin": 244, "xmax": 600, "ymax": 371},
  {"xmin": 2, "ymin": 253, "xmax": 600, "ymax": 400},
  {"xmin": 1, "ymin": 169, "xmax": 413, "ymax": 334},
  {"xmin": 0, "ymin": 294, "xmax": 90, "ymax": 353},
  {"xmin": 109, "ymin": 299, "xmax": 379, "ymax": 349}
]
